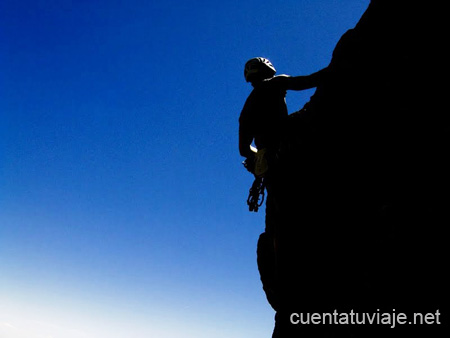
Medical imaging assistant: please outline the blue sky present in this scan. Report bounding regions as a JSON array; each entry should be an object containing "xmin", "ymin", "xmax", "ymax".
[{"xmin": 1, "ymin": 1, "xmax": 369, "ymax": 337}]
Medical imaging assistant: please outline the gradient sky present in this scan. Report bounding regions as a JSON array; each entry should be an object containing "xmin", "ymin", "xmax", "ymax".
[{"xmin": 1, "ymin": 1, "xmax": 369, "ymax": 337}]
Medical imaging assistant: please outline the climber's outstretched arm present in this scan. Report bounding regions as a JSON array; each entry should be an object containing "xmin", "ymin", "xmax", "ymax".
[{"xmin": 274, "ymin": 67, "xmax": 329, "ymax": 91}]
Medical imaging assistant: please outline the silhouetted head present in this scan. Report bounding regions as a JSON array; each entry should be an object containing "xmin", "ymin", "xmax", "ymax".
[{"xmin": 244, "ymin": 57, "xmax": 276, "ymax": 84}]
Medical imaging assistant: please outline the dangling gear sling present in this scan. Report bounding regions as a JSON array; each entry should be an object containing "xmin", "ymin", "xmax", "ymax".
[{"xmin": 247, "ymin": 176, "xmax": 266, "ymax": 212}]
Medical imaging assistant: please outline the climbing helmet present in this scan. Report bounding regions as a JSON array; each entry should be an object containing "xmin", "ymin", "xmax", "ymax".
[{"xmin": 244, "ymin": 57, "xmax": 276, "ymax": 82}]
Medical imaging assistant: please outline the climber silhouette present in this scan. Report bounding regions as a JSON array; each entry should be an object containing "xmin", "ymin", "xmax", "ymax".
[
  {"xmin": 239, "ymin": 57, "xmax": 327, "ymax": 216},
  {"xmin": 239, "ymin": 57, "xmax": 327, "ymax": 177}
]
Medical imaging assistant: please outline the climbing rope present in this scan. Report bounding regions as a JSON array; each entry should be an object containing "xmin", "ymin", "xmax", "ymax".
[{"xmin": 247, "ymin": 177, "xmax": 266, "ymax": 212}]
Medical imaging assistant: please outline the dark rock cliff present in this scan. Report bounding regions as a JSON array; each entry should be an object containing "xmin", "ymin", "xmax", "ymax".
[{"xmin": 265, "ymin": 1, "xmax": 448, "ymax": 336}]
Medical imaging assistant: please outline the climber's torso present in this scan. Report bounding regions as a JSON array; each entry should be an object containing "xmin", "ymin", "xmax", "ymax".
[{"xmin": 239, "ymin": 77, "xmax": 289, "ymax": 151}]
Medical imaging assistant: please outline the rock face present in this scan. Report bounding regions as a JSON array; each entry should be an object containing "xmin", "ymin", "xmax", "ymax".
[{"xmin": 264, "ymin": 1, "xmax": 448, "ymax": 336}]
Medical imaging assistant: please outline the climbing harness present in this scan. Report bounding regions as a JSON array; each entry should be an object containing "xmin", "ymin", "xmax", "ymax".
[{"xmin": 247, "ymin": 176, "xmax": 266, "ymax": 212}]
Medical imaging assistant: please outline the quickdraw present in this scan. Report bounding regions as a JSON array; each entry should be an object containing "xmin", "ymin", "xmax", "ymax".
[{"xmin": 247, "ymin": 177, "xmax": 266, "ymax": 212}]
